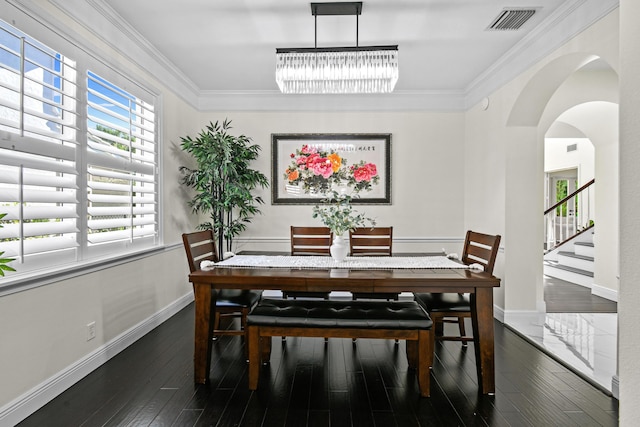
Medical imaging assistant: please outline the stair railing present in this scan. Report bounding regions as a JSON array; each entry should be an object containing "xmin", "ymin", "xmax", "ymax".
[{"xmin": 544, "ymin": 179, "xmax": 594, "ymax": 252}]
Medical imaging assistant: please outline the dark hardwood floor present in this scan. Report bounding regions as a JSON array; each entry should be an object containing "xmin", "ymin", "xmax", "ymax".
[
  {"xmin": 544, "ymin": 276, "xmax": 617, "ymax": 313},
  {"xmin": 19, "ymin": 300, "xmax": 618, "ymax": 427}
]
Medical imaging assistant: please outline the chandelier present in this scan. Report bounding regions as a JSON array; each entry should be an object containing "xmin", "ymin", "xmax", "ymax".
[{"xmin": 276, "ymin": 2, "xmax": 398, "ymax": 94}]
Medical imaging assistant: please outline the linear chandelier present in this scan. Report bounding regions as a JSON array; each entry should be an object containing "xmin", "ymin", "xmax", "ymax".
[{"xmin": 275, "ymin": 2, "xmax": 398, "ymax": 94}]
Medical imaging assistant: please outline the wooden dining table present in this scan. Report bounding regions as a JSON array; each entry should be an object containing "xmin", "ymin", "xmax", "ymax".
[{"xmin": 187, "ymin": 255, "xmax": 501, "ymax": 394}]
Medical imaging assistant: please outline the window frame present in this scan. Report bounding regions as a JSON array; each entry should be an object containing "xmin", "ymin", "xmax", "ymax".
[{"xmin": 0, "ymin": 17, "xmax": 162, "ymax": 290}]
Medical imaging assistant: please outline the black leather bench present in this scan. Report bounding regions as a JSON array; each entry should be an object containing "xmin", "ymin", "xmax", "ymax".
[{"xmin": 246, "ymin": 298, "xmax": 434, "ymax": 397}]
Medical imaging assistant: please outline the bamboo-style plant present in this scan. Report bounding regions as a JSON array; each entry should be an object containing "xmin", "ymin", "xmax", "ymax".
[
  {"xmin": 0, "ymin": 213, "xmax": 16, "ymax": 276},
  {"xmin": 179, "ymin": 119, "xmax": 269, "ymax": 259}
]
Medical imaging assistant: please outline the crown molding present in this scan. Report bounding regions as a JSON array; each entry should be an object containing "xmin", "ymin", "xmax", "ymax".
[
  {"xmin": 42, "ymin": 0, "xmax": 201, "ymax": 108},
  {"xmin": 10, "ymin": 0, "xmax": 619, "ymax": 112},
  {"xmin": 465, "ymin": 0, "xmax": 619, "ymax": 109}
]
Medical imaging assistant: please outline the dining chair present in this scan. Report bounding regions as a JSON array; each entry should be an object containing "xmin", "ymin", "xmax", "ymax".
[
  {"xmin": 283, "ymin": 226, "xmax": 334, "ymax": 342},
  {"xmin": 349, "ymin": 226, "xmax": 398, "ymax": 343},
  {"xmin": 414, "ymin": 230, "xmax": 501, "ymax": 346},
  {"xmin": 349, "ymin": 226, "xmax": 399, "ymax": 301},
  {"xmin": 284, "ymin": 226, "xmax": 333, "ymax": 300},
  {"xmin": 182, "ymin": 230, "xmax": 262, "ymax": 342}
]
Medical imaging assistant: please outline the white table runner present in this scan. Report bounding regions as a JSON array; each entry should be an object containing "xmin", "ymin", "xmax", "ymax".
[{"xmin": 206, "ymin": 255, "xmax": 476, "ymax": 270}]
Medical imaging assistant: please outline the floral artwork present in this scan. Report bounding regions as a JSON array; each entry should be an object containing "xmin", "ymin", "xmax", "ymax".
[
  {"xmin": 284, "ymin": 144, "xmax": 380, "ymax": 195},
  {"xmin": 271, "ymin": 134, "xmax": 391, "ymax": 205},
  {"xmin": 281, "ymin": 142, "xmax": 385, "ymax": 236}
]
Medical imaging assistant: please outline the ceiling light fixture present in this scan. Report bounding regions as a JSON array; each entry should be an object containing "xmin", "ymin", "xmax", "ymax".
[{"xmin": 275, "ymin": 2, "xmax": 398, "ymax": 94}]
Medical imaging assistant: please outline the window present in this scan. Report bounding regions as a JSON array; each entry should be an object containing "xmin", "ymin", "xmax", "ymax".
[
  {"xmin": 0, "ymin": 19, "xmax": 158, "ymax": 279},
  {"xmin": 85, "ymin": 71, "xmax": 157, "ymax": 255}
]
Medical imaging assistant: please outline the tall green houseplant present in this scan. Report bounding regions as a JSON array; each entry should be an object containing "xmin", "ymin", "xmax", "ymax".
[{"xmin": 179, "ymin": 120, "xmax": 269, "ymax": 259}]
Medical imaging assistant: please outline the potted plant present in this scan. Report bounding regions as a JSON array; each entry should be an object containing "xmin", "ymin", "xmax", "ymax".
[
  {"xmin": 312, "ymin": 190, "xmax": 376, "ymax": 261},
  {"xmin": 0, "ymin": 213, "xmax": 16, "ymax": 276},
  {"xmin": 179, "ymin": 119, "xmax": 269, "ymax": 259},
  {"xmin": 283, "ymin": 144, "xmax": 379, "ymax": 261}
]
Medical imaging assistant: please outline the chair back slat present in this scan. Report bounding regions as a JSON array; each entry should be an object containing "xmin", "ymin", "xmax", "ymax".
[
  {"xmin": 291, "ymin": 226, "xmax": 332, "ymax": 256},
  {"xmin": 182, "ymin": 230, "xmax": 219, "ymax": 273},
  {"xmin": 349, "ymin": 227, "xmax": 393, "ymax": 256},
  {"xmin": 461, "ymin": 230, "xmax": 501, "ymax": 274}
]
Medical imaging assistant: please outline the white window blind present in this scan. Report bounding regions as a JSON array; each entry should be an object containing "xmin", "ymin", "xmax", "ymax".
[
  {"xmin": 0, "ymin": 19, "xmax": 159, "ymax": 279},
  {"xmin": 86, "ymin": 71, "xmax": 157, "ymax": 250},
  {"xmin": 0, "ymin": 22, "xmax": 79, "ymax": 269}
]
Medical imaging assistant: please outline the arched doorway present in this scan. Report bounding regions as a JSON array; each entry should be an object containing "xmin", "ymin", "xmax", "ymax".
[{"xmin": 504, "ymin": 54, "xmax": 619, "ymax": 393}]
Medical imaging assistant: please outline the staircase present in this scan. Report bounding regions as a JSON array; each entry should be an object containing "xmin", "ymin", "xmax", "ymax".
[{"xmin": 543, "ymin": 229, "xmax": 594, "ymax": 288}]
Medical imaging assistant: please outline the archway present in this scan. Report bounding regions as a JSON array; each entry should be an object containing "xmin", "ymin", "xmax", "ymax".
[{"xmin": 504, "ymin": 53, "xmax": 619, "ymax": 392}]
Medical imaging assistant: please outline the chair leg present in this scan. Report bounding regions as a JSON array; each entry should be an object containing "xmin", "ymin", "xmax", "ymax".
[
  {"xmin": 212, "ymin": 311, "xmax": 221, "ymax": 340},
  {"xmin": 434, "ymin": 317, "xmax": 444, "ymax": 337},
  {"xmin": 406, "ymin": 340, "xmax": 417, "ymax": 369},
  {"xmin": 248, "ymin": 326, "xmax": 260, "ymax": 390},
  {"xmin": 240, "ymin": 308, "xmax": 249, "ymax": 330},
  {"xmin": 458, "ymin": 317, "xmax": 468, "ymax": 347},
  {"xmin": 282, "ymin": 294, "xmax": 290, "ymax": 342},
  {"xmin": 241, "ymin": 308, "xmax": 250, "ymax": 359}
]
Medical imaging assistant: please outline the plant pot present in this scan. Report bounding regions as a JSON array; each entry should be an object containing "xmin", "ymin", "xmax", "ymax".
[{"xmin": 330, "ymin": 235, "xmax": 349, "ymax": 262}]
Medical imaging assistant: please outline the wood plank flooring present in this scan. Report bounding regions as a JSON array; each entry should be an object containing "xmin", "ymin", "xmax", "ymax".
[
  {"xmin": 18, "ymin": 302, "xmax": 619, "ymax": 427},
  {"xmin": 544, "ymin": 276, "xmax": 617, "ymax": 313}
]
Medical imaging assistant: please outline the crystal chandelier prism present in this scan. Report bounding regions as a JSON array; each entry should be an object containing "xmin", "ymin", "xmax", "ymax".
[{"xmin": 275, "ymin": 2, "xmax": 399, "ymax": 94}]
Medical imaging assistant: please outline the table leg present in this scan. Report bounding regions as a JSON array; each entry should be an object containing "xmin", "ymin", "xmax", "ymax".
[
  {"xmin": 193, "ymin": 283, "xmax": 216, "ymax": 384},
  {"xmin": 471, "ymin": 287, "xmax": 495, "ymax": 394}
]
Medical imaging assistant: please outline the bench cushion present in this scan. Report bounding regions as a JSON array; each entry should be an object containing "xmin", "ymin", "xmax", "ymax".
[{"xmin": 247, "ymin": 298, "xmax": 432, "ymax": 330}]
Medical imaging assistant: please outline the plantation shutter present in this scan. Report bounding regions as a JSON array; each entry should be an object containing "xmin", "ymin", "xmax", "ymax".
[
  {"xmin": 85, "ymin": 71, "xmax": 157, "ymax": 249},
  {"xmin": 0, "ymin": 22, "xmax": 79, "ymax": 267}
]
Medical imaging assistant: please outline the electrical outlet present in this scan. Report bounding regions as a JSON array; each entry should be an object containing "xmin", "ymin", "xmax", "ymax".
[{"xmin": 87, "ymin": 321, "xmax": 96, "ymax": 341}]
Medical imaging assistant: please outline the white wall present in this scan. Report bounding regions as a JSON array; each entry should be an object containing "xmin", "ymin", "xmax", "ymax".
[
  {"xmin": 194, "ymin": 111, "xmax": 468, "ymax": 255},
  {"xmin": 0, "ymin": 2, "xmax": 199, "ymax": 417},
  {"xmin": 545, "ymin": 137, "xmax": 595, "ymax": 184},
  {"xmin": 619, "ymin": 0, "xmax": 640, "ymax": 422},
  {"xmin": 463, "ymin": 9, "xmax": 619, "ymax": 321}
]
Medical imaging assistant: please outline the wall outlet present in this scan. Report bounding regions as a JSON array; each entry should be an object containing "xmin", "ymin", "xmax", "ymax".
[{"xmin": 87, "ymin": 321, "xmax": 96, "ymax": 341}]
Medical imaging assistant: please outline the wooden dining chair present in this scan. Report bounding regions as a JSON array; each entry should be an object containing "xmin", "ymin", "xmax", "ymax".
[
  {"xmin": 349, "ymin": 226, "xmax": 399, "ymax": 301},
  {"xmin": 414, "ymin": 230, "xmax": 501, "ymax": 346},
  {"xmin": 284, "ymin": 226, "xmax": 333, "ymax": 300},
  {"xmin": 283, "ymin": 226, "xmax": 333, "ymax": 342},
  {"xmin": 182, "ymin": 230, "xmax": 262, "ymax": 341},
  {"xmin": 349, "ymin": 226, "xmax": 398, "ymax": 343}
]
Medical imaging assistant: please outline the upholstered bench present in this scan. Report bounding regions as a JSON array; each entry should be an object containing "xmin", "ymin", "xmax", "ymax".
[{"xmin": 246, "ymin": 298, "xmax": 434, "ymax": 397}]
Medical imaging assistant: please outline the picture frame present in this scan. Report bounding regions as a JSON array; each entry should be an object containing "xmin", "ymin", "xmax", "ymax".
[{"xmin": 271, "ymin": 133, "xmax": 391, "ymax": 205}]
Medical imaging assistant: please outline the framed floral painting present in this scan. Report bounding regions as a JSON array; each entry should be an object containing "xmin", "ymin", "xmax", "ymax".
[{"xmin": 271, "ymin": 133, "xmax": 391, "ymax": 205}]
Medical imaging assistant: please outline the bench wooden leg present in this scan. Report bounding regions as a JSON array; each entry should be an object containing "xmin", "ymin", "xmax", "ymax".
[
  {"xmin": 260, "ymin": 335, "xmax": 272, "ymax": 362},
  {"xmin": 417, "ymin": 329, "xmax": 432, "ymax": 397},
  {"xmin": 248, "ymin": 326, "xmax": 260, "ymax": 390}
]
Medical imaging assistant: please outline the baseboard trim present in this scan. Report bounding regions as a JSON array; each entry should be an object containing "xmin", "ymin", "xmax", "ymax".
[
  {"xmin": 493, "ymin": 304, "xmax": 505, "ymax": 324},
  {"xmin": 0, "ymin": 293, "xmax": 194, "ymax": 427},
  {"xmin": 611, "ymin": 375, "xmax": 619, "ymax": 399},
  {"xmin": 591, "ymin": 283, "xmax": 618, "ymax": 302}
]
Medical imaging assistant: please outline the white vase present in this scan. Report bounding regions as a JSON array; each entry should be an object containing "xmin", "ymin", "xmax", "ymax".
[{"xmin": 330, "ymin": 235, "xmax": 349, "ymax": 262}]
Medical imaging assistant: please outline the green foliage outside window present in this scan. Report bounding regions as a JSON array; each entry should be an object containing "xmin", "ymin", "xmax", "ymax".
[{"xmin": 0, "ymin": 213, "xmax": 16, "ymax": 276}]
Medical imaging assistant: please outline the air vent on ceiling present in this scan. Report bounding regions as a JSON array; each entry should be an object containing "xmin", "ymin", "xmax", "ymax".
[
  {"xmin": 567, "ymin": 143, "xmax": 577, "ymax": 153},
  {"xmin": 487, "ymin": 8, "xmax": 536, "ymax": 31}
]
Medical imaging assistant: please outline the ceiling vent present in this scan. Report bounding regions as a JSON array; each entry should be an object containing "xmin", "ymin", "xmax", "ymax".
[{"xmin": 487, "ymin": 8, "xmax": 536, "ymax": 31}]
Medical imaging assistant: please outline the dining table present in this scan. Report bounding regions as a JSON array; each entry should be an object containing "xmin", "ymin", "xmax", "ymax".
[{"xmin": 187, "ymin": 253, "xmax": 501, "ymax": 394}]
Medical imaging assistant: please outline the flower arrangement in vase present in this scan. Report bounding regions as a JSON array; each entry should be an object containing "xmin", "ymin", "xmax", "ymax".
[{"xmin": 284, "ymin": 144, "xmax": 379, "ymax": 261}]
